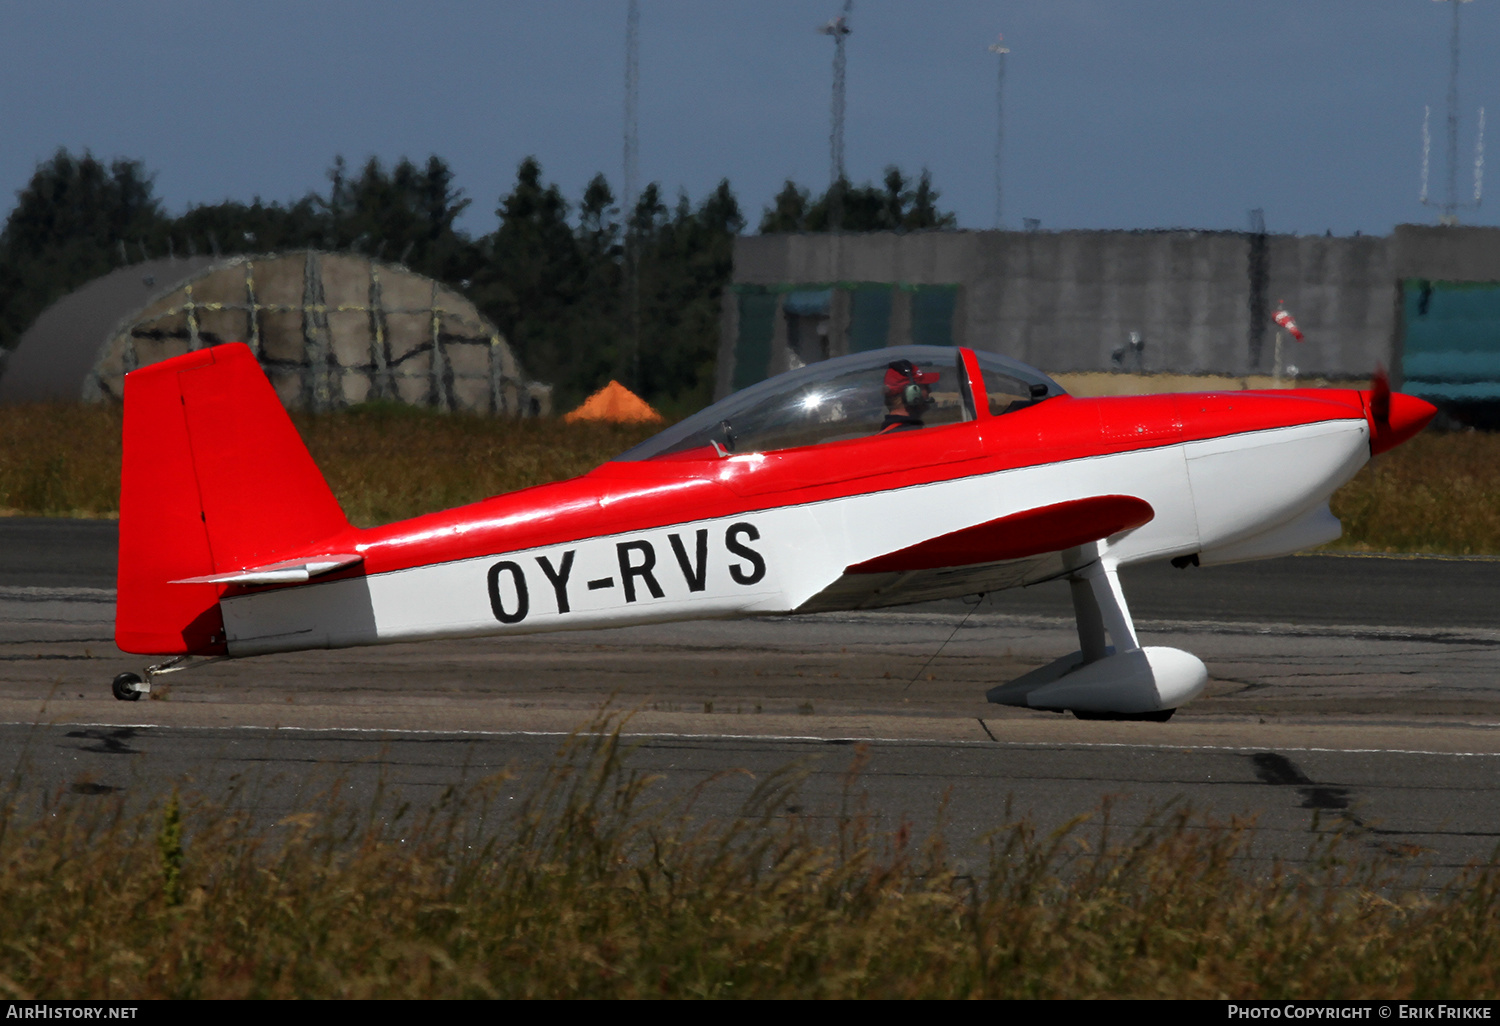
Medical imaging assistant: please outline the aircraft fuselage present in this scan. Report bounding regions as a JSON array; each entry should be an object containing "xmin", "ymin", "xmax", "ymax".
[{"xmin": 217, "ymin": 390, "xmax": 1379, "ymax": 657}]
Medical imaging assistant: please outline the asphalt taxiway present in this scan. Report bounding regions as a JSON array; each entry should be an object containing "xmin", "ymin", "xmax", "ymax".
[{"xmin": 3, "ymin": 518, "xmax": 1499, "ymax": 873}]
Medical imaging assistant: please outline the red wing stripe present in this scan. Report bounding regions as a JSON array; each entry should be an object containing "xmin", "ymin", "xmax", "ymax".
[{"xmin": 847, "ymin": 495, "xmax": 1154, "ymax": 574}]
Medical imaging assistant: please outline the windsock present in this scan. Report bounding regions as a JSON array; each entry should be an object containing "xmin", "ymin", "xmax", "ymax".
[{"xmin": 1274, "ymin": 306, "xmax": 1304, "ymax": 341}]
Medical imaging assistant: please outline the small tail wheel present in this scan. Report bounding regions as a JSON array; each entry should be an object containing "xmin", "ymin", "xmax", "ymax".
[{"xmin": 112, "ymin": 672, "xmax": 144, "ymax": 702}]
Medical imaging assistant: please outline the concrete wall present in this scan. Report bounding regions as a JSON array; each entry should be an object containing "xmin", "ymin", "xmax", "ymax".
[
  {"xmin": 724, "ymin": 228, "xmax": 1434, "ymax": 395},
  {"xmin": 737, "ymin": 232, "xmax": 981, "ymax": 288},
  {"xmin": 968, "ymin": 231, "xmax": 1256, "ymax": 374},
  {"xmin": 1393, "ymin": 224, "xmax": 1500, "ymax": 280},
  {"xmin": 1263, "ymin": 234, "xmax": 1393, "ymax": 377}
]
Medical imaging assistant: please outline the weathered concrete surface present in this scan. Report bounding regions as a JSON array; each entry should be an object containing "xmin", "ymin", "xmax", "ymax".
[
  {"xmin": 0, "ymin": 252, "xmax": 550, "ymax": 415},
  {"xmin": 724, "ymin": 225, "xmax": 1500, "ymax": 394},
  {"xmin": 12, "ymin": 718, "xmax": 1500, "ymax": 877}
]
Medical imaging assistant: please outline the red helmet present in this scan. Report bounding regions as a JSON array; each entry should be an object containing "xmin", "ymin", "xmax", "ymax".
[{"xmin": 883, "ymin": 359, "xmax": 939, "ymax": 402}]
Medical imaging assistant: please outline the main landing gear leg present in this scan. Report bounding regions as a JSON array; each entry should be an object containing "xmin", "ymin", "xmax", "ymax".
[
  {"xmin": 987, "ymin": 551, "xmax": 1205, "ymax": 720},
  {"xmin": 110, "ymin": 655, "xmax": 226, "ymax": 701},
  {"xmin": 1067, "ymin": 558, "xmax": 1139, "ymax": 664},
  {"xmin": 1064, "ymin": 560, "xmax": 1174, "ymax": 721}
]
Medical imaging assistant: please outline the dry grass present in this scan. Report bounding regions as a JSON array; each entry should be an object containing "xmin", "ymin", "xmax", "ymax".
[
  {"xmin": 1330, "ymin": 431, "xmax": 1500, "ymax": 554},
  {"xmin": 2, "ymin": 403, "xmax": 1499, "ymax": 552},
  {"xmin": 0, "ymin": 403, "xmax": 123, "ymax": 518},
  {"xmin": 0, "ymin": 403, "xmax": 660, "ymax": 527},
  {"xmin": 3, "ymin": 720, "xmax": 1499, "ymax": 999},
  {"xmin": 294, "ymin": 403, "xmax": 661, "ymax": 527}
]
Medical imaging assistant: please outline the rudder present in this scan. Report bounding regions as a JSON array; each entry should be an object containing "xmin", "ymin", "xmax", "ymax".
[{"xmin": 116, "ymin": 343, "xmax": 352, "ymax": 654}]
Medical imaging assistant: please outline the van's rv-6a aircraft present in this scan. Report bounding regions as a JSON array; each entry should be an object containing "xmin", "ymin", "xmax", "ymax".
[{"xmin": 111, "ymin": 342, "xmax": 1435, "ymax": 720}]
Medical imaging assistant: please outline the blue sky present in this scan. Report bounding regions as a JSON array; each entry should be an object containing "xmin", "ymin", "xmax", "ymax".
[{"xmin": 2, "ymin": 1, "xmax": 1496, "ymax": 237}]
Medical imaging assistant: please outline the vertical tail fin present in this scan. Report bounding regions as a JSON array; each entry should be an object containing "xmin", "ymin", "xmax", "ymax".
[{"xmin": 116, "ymin": 343, "xmax": 353, "ymax": 654}]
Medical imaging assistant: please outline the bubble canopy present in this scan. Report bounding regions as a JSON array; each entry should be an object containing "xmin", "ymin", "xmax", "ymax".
[{"xmin": 615, "ymin": 345, "xmax": 1065, "ymax": 462}]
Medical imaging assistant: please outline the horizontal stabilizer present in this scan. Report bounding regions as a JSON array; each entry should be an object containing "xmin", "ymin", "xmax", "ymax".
[
  {"xmin": 848, "ymin": 494, "xmax": 1154, "ymax": 574},
  {"xmin": 171, "ymin": 554, "xmax": 363, "ymax": 587}
]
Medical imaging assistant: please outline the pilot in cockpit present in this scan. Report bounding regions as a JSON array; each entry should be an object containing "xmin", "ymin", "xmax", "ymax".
[{"xmin": 879, "ymin": 359, "xmax": 939, "ymax": 433}]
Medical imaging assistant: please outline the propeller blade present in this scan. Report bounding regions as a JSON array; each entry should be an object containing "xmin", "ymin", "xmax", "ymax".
[{"xmin": 1370, "ymin": 364, "xmax": 1391, "ymax": 428}]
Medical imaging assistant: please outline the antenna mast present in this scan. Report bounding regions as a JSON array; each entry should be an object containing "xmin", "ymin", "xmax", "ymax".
[
  {"xmin": 624, "ymin": 0, "xmax": 640, "ymax": 215},
  {"xmin": 1421, "ymin": 105, "xmax": 1432, "ymax": 205},
  {"xmin": 819, "ymin": 2, "xmax": 852, "ymax": 230},
  {"xmin": 989, "ymin": 34, "xmax": 1010, "ymax": 229},
  {"xmin": 624, "ymin": 0, "xmax": 642, "ymax": 389},
  {"xmin": 1423, "ymin": 0, "xmax": 1483, "ymax": 224}
]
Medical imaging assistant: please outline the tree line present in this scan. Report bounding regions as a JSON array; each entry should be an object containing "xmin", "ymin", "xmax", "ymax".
[{"xmin": 0, "ymin": 149, "xmax": 956, "ymax": 410}]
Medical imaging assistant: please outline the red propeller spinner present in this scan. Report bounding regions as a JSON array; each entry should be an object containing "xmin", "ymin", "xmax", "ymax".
[{"xmin": 1366, "ymin": 364, "xmax": 1437, "ymax": 455}]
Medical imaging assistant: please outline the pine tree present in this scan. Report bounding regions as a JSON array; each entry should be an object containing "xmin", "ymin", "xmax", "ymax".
[
  {"xmin": 0, "ymin": 149, "xmax": 169, "ymax": 353},
  {"xmin": 472, "ymin": 157, "xmax": 588, "ymax": 399},
  {"xmin": 759, "ymin": 166, "xmax": 955, "ymax": 234}
]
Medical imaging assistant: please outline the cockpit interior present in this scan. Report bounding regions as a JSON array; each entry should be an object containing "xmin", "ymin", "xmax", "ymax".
[{"xmin": 616, "ymin": 345, "xmax": 1065, "ymax": 462}]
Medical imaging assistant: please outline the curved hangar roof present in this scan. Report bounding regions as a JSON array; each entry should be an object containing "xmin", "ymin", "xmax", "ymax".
[
  {"xmin": 0, "ymin": 255, "xmax": 217, "ymax": 404},
  {"xmin": 3, "ymin": 251, "xmax": 550, "ymax": 416}
]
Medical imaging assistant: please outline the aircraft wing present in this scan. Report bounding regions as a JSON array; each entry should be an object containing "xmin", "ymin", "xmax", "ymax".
[
  {"xmin": 795, "ymin": 495, "xmax": 1153, "ymax": 613},
  {"xmin": 170, "ymin": 553, "xmax": 363, "ymax": 586}
]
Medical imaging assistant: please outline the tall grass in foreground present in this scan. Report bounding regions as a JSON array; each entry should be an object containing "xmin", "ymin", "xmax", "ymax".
[
  {"xmin": 2, "ymin": 402, "xmax": 1499, "ymax": 551},
  {"xmin": 3, "ymin": 723, "xmax": 1500, "ymax": 999}
]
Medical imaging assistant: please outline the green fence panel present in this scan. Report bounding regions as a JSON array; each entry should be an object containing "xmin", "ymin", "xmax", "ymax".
[
  {"xmin": 910, "ymin": 286, "xmax": 957, "ymax": 347},
  {"xmin": 1402, "ymin": 279, "xmax": 1500, "ymax": 401},
  {"xmin": 733, "ymin": 291, "xmax": 777, "ymax": 391},
  {"xmin": 848, "ymin": 286, "xmax": 892, "ymax": 353}
]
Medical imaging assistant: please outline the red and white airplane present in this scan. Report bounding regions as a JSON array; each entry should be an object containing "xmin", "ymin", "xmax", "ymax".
[{"xmin": 111, "ymin": 342, "xmax": 1435, "ymax": 720}]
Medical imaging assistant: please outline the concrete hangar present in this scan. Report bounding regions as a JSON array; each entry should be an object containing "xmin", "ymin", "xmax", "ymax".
[
  {"xmin": 716, "ymin": 224, "xmax": 1500, "ymax": 420},
  {"xmin": 0, "ymin": 250, "xmax": 550, "ymax": 416}
]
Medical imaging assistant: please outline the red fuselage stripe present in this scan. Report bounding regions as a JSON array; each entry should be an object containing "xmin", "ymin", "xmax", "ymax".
[{"xmin": 233, "ymin": 389, "xmax": 1367, "ymax": 589}]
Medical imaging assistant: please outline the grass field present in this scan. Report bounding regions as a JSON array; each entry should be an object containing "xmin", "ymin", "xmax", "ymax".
[
  {"xmin": 1, "ymin": 402, "xmax": 1498, "ymax": 553},
  {"xmin": 5, "ymin": 722, "xmax": 1500, "ymax": 1000}
]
